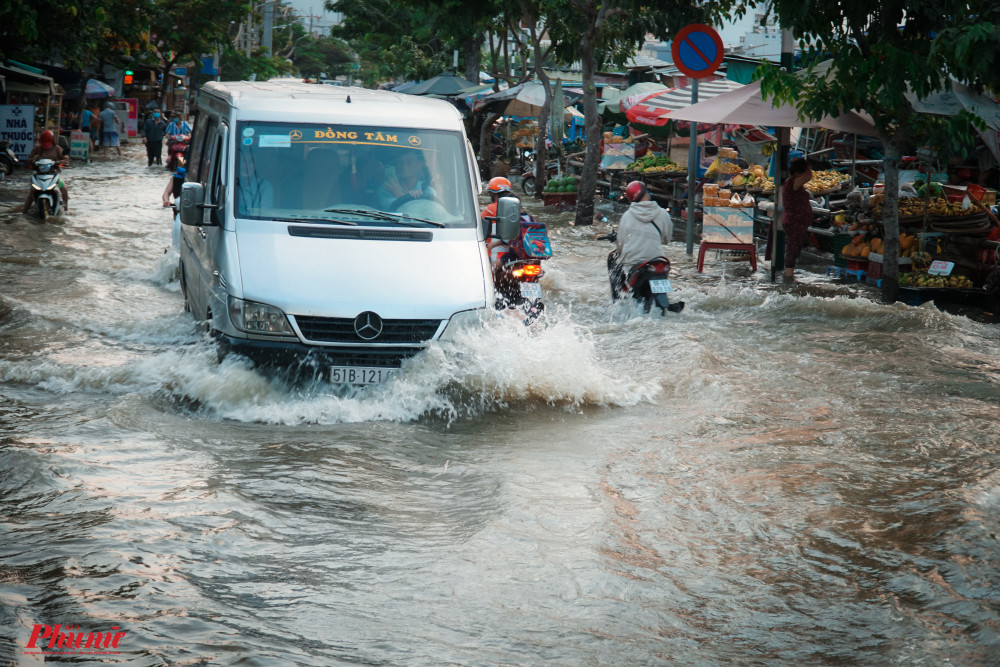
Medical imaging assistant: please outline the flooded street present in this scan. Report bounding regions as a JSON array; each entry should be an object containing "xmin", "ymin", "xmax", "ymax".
[{"xmin": 2, "ymin": 145, "xmax": 999, "ymax": 665}]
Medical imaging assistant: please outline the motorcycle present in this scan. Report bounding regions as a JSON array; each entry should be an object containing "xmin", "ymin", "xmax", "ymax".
[
  {"xmin": 487, "ymin": 197, "xmax": 552, "ymax": 321},
  {"xmin": 599, "ymin": 231, "xmax": 684, "ymax": 316},
  {"xmin": 30, "ymin": 158, "xmax": 63, "ymax": 220},
  {"xmin": 0, "ymin": 139, "xmax": 18, "ymax": 178},
  {"xmin": 166, "ymin": 136, "xmax": 189, "ymax": 170},
  {"xmin": 520, "ymin": 159, "xmax": 560, "ymax": 196}
]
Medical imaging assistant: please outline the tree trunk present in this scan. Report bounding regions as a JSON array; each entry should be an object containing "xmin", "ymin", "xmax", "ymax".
[
  {"xmin": 462, "ymin": 35, "xmax": 481, "ymax": 84},
  {"xmin": 879, "ymin": 135, "xmax": 905, "ymax": 304},
  {"xmin": 574, "ymin": 28, "xmax": 600, "ymax": 226},
  {"xmin": 532, "ymin": 69, "xmax": 552, "ymax": 200}
]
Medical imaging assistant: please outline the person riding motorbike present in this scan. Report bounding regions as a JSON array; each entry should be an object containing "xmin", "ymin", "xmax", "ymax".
[
  {"xmin": 21, "ymin": 130, "xmax": 69, "ymax": 214},
  {"xmin": 481, "ymin": 176, "xmax": 514, "ymax": 267},
  {"xmin": 612, "ymin": 180, "xmax": 683, "ymax": 312}
]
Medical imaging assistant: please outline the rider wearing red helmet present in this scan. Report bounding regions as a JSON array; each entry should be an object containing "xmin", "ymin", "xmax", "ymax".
[
  {"xmin": 615, "ymin": 179, "xmax": 672, "ymax": 273},
  {"xmin": 480, "ymin": 176, "xmax": 513, "ymax": 221},
  {"xmin": 481, "ymin": 176, "xmax": 516, "ymax": 268},
  {"xmin": 21, "ymin": 130, "xmax": 70, "ymax": 214}
]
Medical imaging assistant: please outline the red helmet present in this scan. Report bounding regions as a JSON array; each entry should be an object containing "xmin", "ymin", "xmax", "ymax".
[
  {"xmin": 39, "ymin": 130, "xmax": 54, "ymax": 149},
  {"xmin": 486, "ymin": 176, "xmax": 512, "ymax": 195},
  {"xmin": 624, "ymin": 180, "xmax": 648, "ymax": 202}
]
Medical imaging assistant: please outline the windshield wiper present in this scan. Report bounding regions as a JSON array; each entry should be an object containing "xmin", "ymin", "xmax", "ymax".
[
  {"xmin": 324, "ymin": 208, "xmax": 446, "ymax": 228},
  {"xmin": 273, "ymin": 216, "xmax": 357, "ymax": 226}
]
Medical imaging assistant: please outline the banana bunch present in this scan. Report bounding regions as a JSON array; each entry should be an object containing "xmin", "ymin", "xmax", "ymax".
[
  {"xmin": 900, "ymin": 272, "xmax": 974, "ymax": 288},
  {"xmin": 804, "ymin": 170, "xmax": 850, "ymax": 193},
  {"xmin": 929, "ymin": 198, "xmax": 973, "ymax": 216},
  {"xmin": 626, "ymin": 155, "xmax": 686, "ymax": 173}
]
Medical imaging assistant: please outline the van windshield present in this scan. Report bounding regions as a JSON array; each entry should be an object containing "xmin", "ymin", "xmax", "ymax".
[{"xmin": 235, "ymin": 122, "xmax": 476, "ymax": 228}]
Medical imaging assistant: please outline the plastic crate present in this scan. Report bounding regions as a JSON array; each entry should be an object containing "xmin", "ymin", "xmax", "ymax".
[
  {"xmin": 541, "ymin": 192, "xmax": 577, "ymax": 207},
  {"xmin": 847, "ymin": 259, "xmax": 868, "ymax": 272}
]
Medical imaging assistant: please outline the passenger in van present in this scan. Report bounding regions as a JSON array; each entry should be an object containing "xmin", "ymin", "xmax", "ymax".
[
  {"xmin": 376, "ymin": 150, "xmax": 438, "ymax": 210},
  {"xmin": 302, "ymin": 147, "xmax": 350, "ymax": 209}
]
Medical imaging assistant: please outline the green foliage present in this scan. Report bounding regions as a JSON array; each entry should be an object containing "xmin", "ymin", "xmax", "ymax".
[
  {"xmin": 148, "ymin": 0, "xmax": 247, "ymax": 71},
  {"xmin": 327, "ymin": 0, "xmax": 498, "ymax": 84},
  {"xmin": 220, "ymin": 46, "xmax": 296, "ymax": 81},
  {"xmin": 291, "ymin": 35, "xmax": 354, "ymax": 79},
  {"xmin": 0, "ymin": 0, "xmax": 153, "ymax": 68}
]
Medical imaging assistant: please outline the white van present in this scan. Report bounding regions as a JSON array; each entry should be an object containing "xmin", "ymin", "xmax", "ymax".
[{"xmin": 177, "ymin": 80, "xmax": 492, "ymax": 383}]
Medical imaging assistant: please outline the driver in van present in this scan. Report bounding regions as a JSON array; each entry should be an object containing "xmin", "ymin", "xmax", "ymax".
[{"xmin": 376, "ymin": 150, "xmax": 437, "ymax": 210}]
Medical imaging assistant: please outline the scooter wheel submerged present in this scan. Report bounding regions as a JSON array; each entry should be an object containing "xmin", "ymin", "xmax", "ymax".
[
  {"xmin": 521, "ymin": 176, "xmax": 536, "ymax": 196},
  {"xmin": 39, "ymin": 199, "xmax": 50, "ymax": 221}
]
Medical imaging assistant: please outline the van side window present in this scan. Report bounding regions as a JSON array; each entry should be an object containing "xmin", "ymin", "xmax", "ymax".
[
  {"xmin": 187, "ymin": 112, "xmax": 209, "ymax": 182},
  {"xmin": 208, "ymin": 125, "xmax": 227, "ymax": 224}
]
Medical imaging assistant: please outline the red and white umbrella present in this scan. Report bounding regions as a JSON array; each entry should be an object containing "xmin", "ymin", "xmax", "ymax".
[{"xmin": 624, "ymin": 79, "xmax": 745, "ymax": 126}]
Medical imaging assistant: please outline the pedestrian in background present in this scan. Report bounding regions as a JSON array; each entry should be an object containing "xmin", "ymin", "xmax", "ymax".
[
  {"xmin": 98, "ymin": 103, "xmax": 123, "ymax": 159},
  {"xmin": 141, "ymin": 111, "xmax": 167, "ymax": 167},
  {"xmin": 779, "ymin": 157, "xmax": 814, "ymax": 282}
]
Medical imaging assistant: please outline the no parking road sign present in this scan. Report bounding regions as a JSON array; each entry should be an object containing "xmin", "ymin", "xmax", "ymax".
[{"xmin": 672, "ymin": 24, "xmax": 724, "ymax": 79}]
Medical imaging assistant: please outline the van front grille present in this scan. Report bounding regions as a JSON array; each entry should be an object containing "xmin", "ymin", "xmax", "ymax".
[{"xmin": 293, "ymin": 316, "xmax": 443, "ymax": 344}]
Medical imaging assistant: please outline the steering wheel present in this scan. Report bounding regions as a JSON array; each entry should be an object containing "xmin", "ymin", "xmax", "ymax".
[{"xmin": 395, "ymin": 197, "xmax": 449, "ymax": 220}]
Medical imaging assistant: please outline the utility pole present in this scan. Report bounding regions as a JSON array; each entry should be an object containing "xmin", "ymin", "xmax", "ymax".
[
  {"xmin": 245, "ymin": 8, "xmax": 253, "ymax": 57},
  {"xmin": 262, "ymin": 1, "xmax": 274, "ymax": 56}
]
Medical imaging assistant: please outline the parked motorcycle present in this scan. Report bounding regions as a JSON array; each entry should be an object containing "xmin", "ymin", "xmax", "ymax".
[
  {"xmin": 30, "ymin": 159, "xmax": 63, "ymax": 220},
  {"xmin": 0, "ymin": 139, "xmax": 18, "ymax": 178},
  {"xmin": 488, "ymin": 197, "xmax": 552, "ymax": 321},
  {"xmin": 599, "ymin": 231, "xmax": 684, "ymax": 316},
  {"xmin": 520, "ymin": 158, "xmax": 560, "ymax": 196}
]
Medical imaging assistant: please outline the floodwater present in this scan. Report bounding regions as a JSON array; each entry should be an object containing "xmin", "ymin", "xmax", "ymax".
[{"xmin": 1, "ymin": 146, "xmax": 999, "ymax": 666}]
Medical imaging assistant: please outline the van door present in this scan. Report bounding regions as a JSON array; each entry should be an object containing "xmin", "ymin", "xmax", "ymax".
[{"xmin": 185, "ymin": 120, "xmax": 229, "ymax": 322}]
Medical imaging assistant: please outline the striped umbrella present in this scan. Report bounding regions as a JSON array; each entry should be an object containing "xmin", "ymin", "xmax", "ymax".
[{"xmin": 624, "ymin": 79, "xmax": 744, "ymax": 126}]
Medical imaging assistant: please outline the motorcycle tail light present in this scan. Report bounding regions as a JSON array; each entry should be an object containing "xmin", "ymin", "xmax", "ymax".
[{"xmin": 512, "ymin": 264, "xmax": 542, "ymax": 278}]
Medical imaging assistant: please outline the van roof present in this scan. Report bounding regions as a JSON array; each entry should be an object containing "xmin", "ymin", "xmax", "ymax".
[{"xmin": 201, "ymin": 80, "xmax": 464, "ymax": 131}]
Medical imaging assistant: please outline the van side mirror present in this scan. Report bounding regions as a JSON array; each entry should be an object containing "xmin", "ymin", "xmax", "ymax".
[
  {"xmin": 179, "ymin": 182, "xmax": 205, "ymax": 226},
  {"xmin": 495, "ymin": 196, "xmax": 521, "ymax": 242}
]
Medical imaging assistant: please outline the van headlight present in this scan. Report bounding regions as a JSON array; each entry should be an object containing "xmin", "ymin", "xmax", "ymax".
[
  {"xmin": 228, "ymin": 296, "xmax": 294, "ymax": 335},
  {"xmin": 439, "ymin": 308, "xmax": 487, "ymax": 341}
]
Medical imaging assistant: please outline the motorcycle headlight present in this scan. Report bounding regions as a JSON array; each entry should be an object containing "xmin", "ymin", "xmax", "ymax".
[
  {"xmin": 228, "ymin": 296, "xmax": 294, "ymax": 335},
  {"xmin": 439, "ymin": 308, "xmax": 488, "ymax": 341}
]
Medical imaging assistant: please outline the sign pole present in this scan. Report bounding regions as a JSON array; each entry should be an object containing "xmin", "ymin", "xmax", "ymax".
[
  {"xmin": 671, "ymin": 24, "xmax": 724, "ymax": 258},
  {"xmin": 685, "ymin": 79, "xmax": 699, "ymax": 256}
]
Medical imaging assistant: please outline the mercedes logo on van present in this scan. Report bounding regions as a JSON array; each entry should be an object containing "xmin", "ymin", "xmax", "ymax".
[
  {"xmin": 408, "ymin": 136, "xmax": 421, "ymax": 146},
  {"xmin": 353, "ymin": 311, "xmax": 384, "ymax": 340}
]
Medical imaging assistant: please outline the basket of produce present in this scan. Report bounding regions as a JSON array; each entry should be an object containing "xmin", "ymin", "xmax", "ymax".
[
  {"xmin": 542, "ymin": 175, "xmax": 578, "ymax": 206},
  {"xmin": 625, "ymin": 154, "xmax": 687, "ymax": 174},
  {"xmin": 804, "ymin": 170, "xmax": 850, "ymax": 195}
]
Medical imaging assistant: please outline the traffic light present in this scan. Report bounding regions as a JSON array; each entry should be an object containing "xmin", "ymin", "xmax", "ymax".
[{"xmin": 124, "ymin": 70, "xmax": 134, "ymax": 85}]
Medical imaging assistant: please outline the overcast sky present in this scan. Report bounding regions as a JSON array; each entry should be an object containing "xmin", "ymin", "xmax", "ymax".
[{"xmin": 280, "ymin": 2, "xmax": 758, "ymax": 48}]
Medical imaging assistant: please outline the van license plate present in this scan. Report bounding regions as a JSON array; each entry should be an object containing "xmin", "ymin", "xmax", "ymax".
[
  {"xmin": 330, "ymin": 367, "xmax": 396, "ymax": 384},
  {"xmin": 519, "ymin": 282, "xmax": 543, "ymax": 299},
  {"xmin": 649, "ymin": 279, "xmax": 672, "ymax": 294}
]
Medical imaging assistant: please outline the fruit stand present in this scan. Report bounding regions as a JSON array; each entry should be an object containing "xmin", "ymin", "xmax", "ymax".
[{"xmin": 824, "ymin": 179, "xmax": 1000, "ymax": 302}]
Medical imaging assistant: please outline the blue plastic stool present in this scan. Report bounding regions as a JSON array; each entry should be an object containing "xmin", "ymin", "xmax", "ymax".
[
  {"xmin": 866, "ymin": 277, "xmax": 882, "ymax": 287},
  {"xmin": 826, "ymin": 265, "xmax": 846, "ymax": 278},
  {"xmin": 845, "ymin": 268, "xmax": 867, "ymax": 282}
]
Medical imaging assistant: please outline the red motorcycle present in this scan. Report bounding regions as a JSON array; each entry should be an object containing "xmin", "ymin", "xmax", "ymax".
[
  {"xmin": 166, "ymin": 135, "xmax": 189, "ymax": 170},
  {"xmin": 486, "ymin": 207, "xmax": 552, "ymax": 321}
]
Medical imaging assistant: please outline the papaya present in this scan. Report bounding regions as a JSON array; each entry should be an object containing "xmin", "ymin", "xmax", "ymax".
[{"xmin": 860, "ymin": 245, "xmax": 871, "ymax": 258}]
